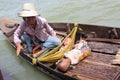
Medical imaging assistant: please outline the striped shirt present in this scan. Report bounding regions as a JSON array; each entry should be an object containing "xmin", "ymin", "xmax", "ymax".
[{"xmin": 14, "ymin": 16, "xmax": 56, "ymax": 45}]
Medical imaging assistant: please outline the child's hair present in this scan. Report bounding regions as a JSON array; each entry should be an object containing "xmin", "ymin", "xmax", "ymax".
[{"xmin": 56, "ymin": 57, "xmax": 71, "ymax": 72}]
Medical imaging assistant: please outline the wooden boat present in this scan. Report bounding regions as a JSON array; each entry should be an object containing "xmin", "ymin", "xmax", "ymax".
[{"xmin": 0, "ymin": 18, "xmax": 120, "ymax": 80}]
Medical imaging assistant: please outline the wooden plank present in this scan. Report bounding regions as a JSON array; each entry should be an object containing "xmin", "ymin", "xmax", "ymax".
[
  {"xmin": 88, "ymin": 41, "xmax": 120, "ymax": 54},
  {"xmin": 86, "ymin": 38, "xmax": 120, "ymax": 44},
  {"xmin": 55, "ymin": 30, "xmax": 67, "ymax": 36},
  {"xmin": 66, "ymin": 51, "xmax": 120, "ymax": 80}
]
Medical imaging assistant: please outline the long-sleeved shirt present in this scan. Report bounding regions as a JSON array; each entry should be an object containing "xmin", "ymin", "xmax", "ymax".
[{"xmin": 14, "ymin": 16, "xmax": 56, "ymax": 45}]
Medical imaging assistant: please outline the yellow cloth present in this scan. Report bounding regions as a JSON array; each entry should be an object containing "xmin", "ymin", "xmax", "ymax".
[{"xmin": 37, "ymin": 26, "xmax": 78, "ymax": 62}]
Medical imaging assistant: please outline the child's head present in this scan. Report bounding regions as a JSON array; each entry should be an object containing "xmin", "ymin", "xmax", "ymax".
[
  {"xmin": 56, "ymin": 58, "xmax": 71, "ymax": 72},
  {"xmin": 63, "ymin": 38, "xmax": 71, "ymax": 46}
]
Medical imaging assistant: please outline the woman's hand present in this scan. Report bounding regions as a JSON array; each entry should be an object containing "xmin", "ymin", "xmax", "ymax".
[{"xmin": 16, "ymin": 43, "xmax": 23, "ymax": 56}]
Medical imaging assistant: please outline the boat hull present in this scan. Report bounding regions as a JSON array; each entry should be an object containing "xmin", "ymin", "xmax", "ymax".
[{"xmin": 0, "ymin": 18, "xmax": 120, "ymax": 80}]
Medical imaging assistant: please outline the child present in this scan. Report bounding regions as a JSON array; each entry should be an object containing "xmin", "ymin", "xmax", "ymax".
[{"xmin": 56, "ymin": 39, "xmax": 91, "ymax": 72}]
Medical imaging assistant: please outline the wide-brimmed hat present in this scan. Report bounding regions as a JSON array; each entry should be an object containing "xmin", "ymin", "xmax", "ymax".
[{"xmin": 18, "ymin": 3, "xmax": 39, "ymax": 17}]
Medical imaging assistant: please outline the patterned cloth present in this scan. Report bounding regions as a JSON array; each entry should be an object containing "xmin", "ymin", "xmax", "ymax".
[{"xmin": 64, "ymin": 40, "xmax": 91, "ymax": 64}]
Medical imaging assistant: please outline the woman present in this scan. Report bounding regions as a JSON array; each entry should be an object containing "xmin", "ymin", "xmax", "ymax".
[{"xmin": 14, "ymin": 3, "xmax": 61, "ymax": 56}]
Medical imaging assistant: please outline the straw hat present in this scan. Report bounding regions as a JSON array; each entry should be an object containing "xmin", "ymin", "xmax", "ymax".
[{"xmin": 18, "ymin": 3, "xmax": 39, "ymax": 17}]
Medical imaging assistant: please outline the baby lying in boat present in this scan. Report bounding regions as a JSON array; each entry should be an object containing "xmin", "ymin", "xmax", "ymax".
[{"xmin": 56, "ymin": 39, "xmax": 91, "ymax": 72}]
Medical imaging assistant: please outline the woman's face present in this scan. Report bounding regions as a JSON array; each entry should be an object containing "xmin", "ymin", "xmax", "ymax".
[{"xmin": 23, "ymin": 16, "xmax": 36, "ymax": 26}]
